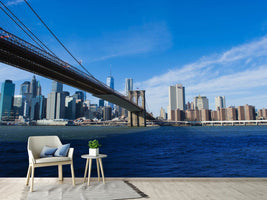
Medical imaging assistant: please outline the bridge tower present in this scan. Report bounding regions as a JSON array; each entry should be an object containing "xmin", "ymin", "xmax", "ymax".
[{"xmin": 128, "ymin": 90, "xmax": 146, "ymax": 127}]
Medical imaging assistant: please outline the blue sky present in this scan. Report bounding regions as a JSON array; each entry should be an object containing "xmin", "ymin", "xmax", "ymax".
[{"xmin": 1, "ymin": 0, "xmax": 267, "ymax": 116}]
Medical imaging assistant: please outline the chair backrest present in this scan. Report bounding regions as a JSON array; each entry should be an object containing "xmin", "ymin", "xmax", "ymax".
[{"xmin": 28, "ymin": 136, "xmax": 62, "ymax": 159}]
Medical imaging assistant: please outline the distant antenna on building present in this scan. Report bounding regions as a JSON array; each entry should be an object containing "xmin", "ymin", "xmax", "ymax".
[{"xmin": 109, "ymin": 64, "xmax": 112, "ymax": 76}]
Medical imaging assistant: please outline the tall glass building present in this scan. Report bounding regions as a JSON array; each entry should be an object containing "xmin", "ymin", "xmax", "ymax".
[
  {"xmin": 125, "ymin": 78, "xmax": 133, "ymax": 95},
  {"xmin": 106, "ymin": 76, "xmax": 114, "ymax": 90},
  {"xmin": 168, "ymin": 84, "xmax": 185, "ymax": 120},
  {"xmin": 0, "ymin": 80, "xmax": 15, "ymax": 121},
  {"xmin": 106, "ymin": 76, "xmax": 114, "ymax": 108},
  {"xmin": 30, "ymin": 75, "xmax": 37, "ymax": 98},
  {"xmin": 20, "ymin": 81, "xmax": 30, "ymax": 95},
  {"xmin": 51, "ymin": 81, "xmax": 63, "ymax": 92}
]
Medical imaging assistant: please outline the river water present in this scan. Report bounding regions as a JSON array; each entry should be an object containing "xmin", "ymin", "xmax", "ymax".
[{"xmin": 0, "ymin": 125, "xmax": 266, "ymax": 177}]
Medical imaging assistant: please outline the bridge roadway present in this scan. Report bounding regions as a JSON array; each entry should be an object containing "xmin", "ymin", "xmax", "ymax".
[{"xmin": 0, "ymin": 28, "xmax": 154, "ymax": 120}]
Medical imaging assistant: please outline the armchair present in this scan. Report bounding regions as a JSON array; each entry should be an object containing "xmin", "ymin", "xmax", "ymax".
[{"xmin": 26, "ymin": 136, "xmax": 75, "ymax": 192}]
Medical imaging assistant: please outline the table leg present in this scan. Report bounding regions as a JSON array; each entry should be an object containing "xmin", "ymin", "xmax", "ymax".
[
  {"xmin": 87, "ymin": 158, "xmax": 92, "ymax": 186},
  {"xmin": 99, "ymin": 158, "xmax": 105, "ymax": 184},
  {"xmin": 96, "ymin": 159, "xmax": 100, "ymax": 182},
  {"xmin": 83, "ymin": 159, "xmax": 89, "ymax": 183}
]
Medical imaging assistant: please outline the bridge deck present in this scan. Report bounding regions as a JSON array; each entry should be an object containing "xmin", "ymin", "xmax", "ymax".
[{"xmin": 0, "ymin": 28, "xmax": 154, "ymax": 119}]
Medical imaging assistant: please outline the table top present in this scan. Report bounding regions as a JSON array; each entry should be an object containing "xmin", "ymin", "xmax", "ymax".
[{"xmin": 81, "ymin": 154, "xmax": 107, "ymax": 159}]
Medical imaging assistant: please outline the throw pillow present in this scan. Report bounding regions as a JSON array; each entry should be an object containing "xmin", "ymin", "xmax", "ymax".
[
  {"xmin": 40, "ymin": 146, "xmax": 57, "ymax": 158},
  {"xmin": 54, "ymin": 143, "xmax": 70, "ymax": 157}
]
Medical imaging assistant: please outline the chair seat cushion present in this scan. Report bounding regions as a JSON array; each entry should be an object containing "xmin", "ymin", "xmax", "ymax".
[{"xmin": 35, "ymin": 156, "xmax": 71, "ymax": 164}]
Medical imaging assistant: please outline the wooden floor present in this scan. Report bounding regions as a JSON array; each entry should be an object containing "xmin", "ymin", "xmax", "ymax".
[{"xmin": 1, "ymin": 177, "xmax": 267, "ymax": 200}]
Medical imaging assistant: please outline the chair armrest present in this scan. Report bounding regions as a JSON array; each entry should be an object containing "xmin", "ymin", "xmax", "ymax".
[
  {"xmin": 68, "ymin": 148, "xmax": 74, "ymax": 160},
  {"xmin": 28, "ymin": 149, "xmax": 36, "ymax": 164}
]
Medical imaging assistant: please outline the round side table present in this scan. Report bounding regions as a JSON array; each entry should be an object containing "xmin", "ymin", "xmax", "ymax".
[{"xmin": 81, "ymin": 154, "xmax": 107, "ymax": 186}]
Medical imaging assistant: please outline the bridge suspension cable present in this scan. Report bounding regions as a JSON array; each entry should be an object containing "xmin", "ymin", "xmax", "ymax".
[
  {"xmin": 0, "ymin": 1, "xmax": 57, "ymax": 57},
  {"xmin": 23, "ymin": 0, "xmax": 92, "ymax": 77}
]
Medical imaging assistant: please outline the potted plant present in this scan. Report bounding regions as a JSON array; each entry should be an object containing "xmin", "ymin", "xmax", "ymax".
[{"xmin": 88, "ymin": 139, "xmax": 101, "ymax": 156}]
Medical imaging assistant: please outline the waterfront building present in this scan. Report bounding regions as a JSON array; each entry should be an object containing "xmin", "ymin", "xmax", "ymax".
[
  {"xmin": 30, "ymin": 95, "xmax": 46, "ymax": 120},
  {"xmin": 0, "ymin": 80, "xmax": 15, "ymax": 121},
  {"xmin": 51, "ymin": 81, "xmax": 63, "ymax": 92},
  {"xmin": 193, "ymin": 95, "xmax": 209, "ymax": 110},
  {"xmin": 211, "ymin": 110, "xmax": 219, "ymax": 121},
  {"xmin": 215, "ymin": 96, "xmax": 226, "ymax": 110},
  {"xmin": 227, "ymin": 107, "xmax": 237, "ymax": 121},
  {"xmin": 244, "ymin": 104, "xmax": 255, "ymax": 120},
  {"xmin": 13, "ymin": 95, "xmax": 24, "ymax": 117},
  {"xmin": 201, "ymin": 109, "xmax": 211, "ymax": 121},
  {"xmin": 218, "ymin": 108, "xmax": 227, "ymax": 121},
  {"xmin": 46, "ymin": 92, "xmax": 57, "ymax": 119},
  {"xmin": 258, "ymin": 108, "xmax": 267, "ymax": 119},
  {"xmin": 65, "ymin": 96, "xmax": 76, "ymax": 119},
  {"xmin": 185, "ymin": 110, "xmax": 194, "ymax": 121},
  {"xmin": 56, "ymin": 92, "xmax": 68, "ymax": 119},
  {"xmin": 168, "ymin": 84, "xmax": 185, "ymax": 120},
  {"xmin": 193, "ymin": 110, "xmax": 201, "ymax": 121},
  {"xmin": 237, "ymin": 106, "xmax": 245, "ymax": 120},
  {"xmin": 106, "ymin": 75, "xmax": 114, "ymax": 108},
  {"xmin": 125, "ymin": 78, "xmax": 133, "ymax": 96},
  {"xmin": 103, "ymin": 106, "xmax": 112, "ymax": 121},
  {"xmin": 20, "ymin": 81, "xmax": 30, "ymax": 95},
  {"xmin": 175, "ymin": 109, "xmax": 185, "ymax": 121},
  {"xmin": 23, "ymin": 101, "xmax": 30, "ymax": 118},
  {"xmin": 76, "ymin": 100, "xmax": 84, "ymax": 118},
  {"xmin": 160, "ymin": 107, "xmax": 167, "ymax": 120},
  {"xmin": 99, "ymin": 99, "xmax": 104, "ymax": 107},
  {"xmin": 30, "ymin": 75, "xmax": 37, "ymax": 98}
]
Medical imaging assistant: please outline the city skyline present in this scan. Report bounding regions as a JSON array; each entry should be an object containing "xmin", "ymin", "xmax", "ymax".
[{"xmin": 0, "ymin": 0, "xmax": 267, "ymax": 116}]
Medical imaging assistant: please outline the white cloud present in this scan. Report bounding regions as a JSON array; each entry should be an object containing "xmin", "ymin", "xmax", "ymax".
[
  {"xmin": 137, "ymin": 36, "xmax": 267, "ymax": 116},
  {"xmin": 86, "ymin": 22, "xmax": 172, "ymax": 62}
]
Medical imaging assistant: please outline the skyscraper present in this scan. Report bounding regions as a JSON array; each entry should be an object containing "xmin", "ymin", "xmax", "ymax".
[
  {"xmin": 30, "ymin": 75, "xmax": 37, "ymax": 98},
  {"xmin": 20, "ymin": 81, "xmax": 30, "ymax": 95},
  {"xmin": 193, "ymin": 95, "xmax": 209, "ymax": 110},
  {"xmin": 106, "ymin": 75, "xmax": 114, "ymax": 108},
  {"xmin": 65, "ymin": 96, "xmax": 76, "ymax": 119},
  {"xmin": 73, "ymin": 91, "xmax": 85, "ymax": 101},
  {"xmin": 125, "ymin": 78, "xmax": 133, "ymax": 96},
  {"xmin": 103, "ymin": 106, "xmax": 112, "ymax": 121},
  {"xmin": 37, "ymin": 81, "xmax": 42, "ymax": 96},
  {"xmin": 46, "ymin": 92, "xmax": 57, "ymax": 120},
  {"xmin": 99, "ymin": 99, "xmax": 104, "ymax": 107},
  {"xmin": 215, "ymin": 96, "xmax": 226, "ymax": 110},
  {"xmin": 13, "ymin": 95, "xmax": 24, "ymax": 117},
  {"xmin": 107, "ymin": 76, "xmax": 114, "ymax": 90},
  {"xmin": 168, "ymin": 84, "xmax": 185, "ymax": 120},
  {"xmin": 0, "ymin": 80, "xmax": 15, "ymax": 121},
  {"xmin": 51, "ymin": 81, "xmax": 63, "ymax": 92}
]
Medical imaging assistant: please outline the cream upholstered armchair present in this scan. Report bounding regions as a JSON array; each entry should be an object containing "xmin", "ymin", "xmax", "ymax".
[{"xmin": 26, "ymin": 136, "xmax": 75, "ymax": 192}]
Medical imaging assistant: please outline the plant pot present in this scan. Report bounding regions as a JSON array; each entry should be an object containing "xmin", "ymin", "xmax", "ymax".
[{"xmin": 89, "ymin": 148, "xmax": 99, "ymax": 156}]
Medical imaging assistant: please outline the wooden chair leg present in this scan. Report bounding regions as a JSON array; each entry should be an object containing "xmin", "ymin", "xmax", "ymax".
[
  {"xmin": 30, "ymin": 166, "xmax": 35, "ymax": 192},
  {"xmin": 26, "ymin": 165, "xmax": 32, "ymax": 186},
  {"xmin": 58, "ymin": 165, "xmax": 63, "ymax": 181},
  {"xmin": 71, "ymin": 162, "xmax": 75, "ymax": 185}
]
